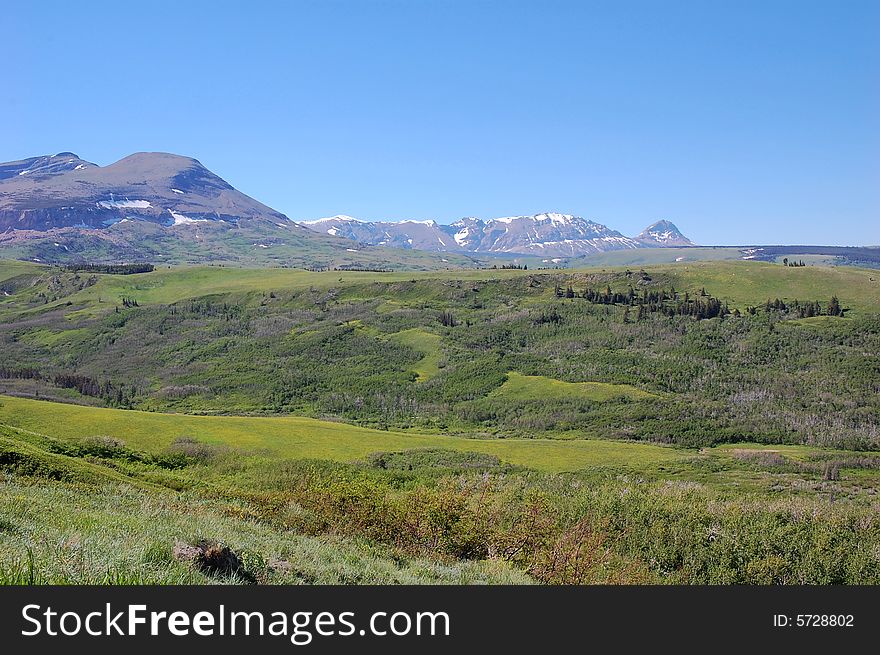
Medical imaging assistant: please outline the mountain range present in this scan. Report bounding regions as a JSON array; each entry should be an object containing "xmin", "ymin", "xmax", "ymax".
[
  {"xmin": 0, "ymin": 151, "xmax": 693, "ymax": 266},
  {"xmin": 301, "ymin": 214, "xmax": 693, "ymax": 257},
  {"xmin": 0, "ymin": 152, "xmax": 479, "ymax": 269}
]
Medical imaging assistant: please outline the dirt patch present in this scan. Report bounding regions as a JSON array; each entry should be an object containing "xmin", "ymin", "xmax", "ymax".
[{"xmin": 172, "ymin": 540, "xmax": 254, "ymax": 582}]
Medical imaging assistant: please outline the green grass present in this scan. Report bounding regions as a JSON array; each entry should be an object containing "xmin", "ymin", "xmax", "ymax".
[
  {"xmin": 771, "ymin": 254, "xmax": 840, "ymax": 267},
  {"xmin": 709, "ymin": 442, "xmax": 857, "ymax": 463},
  {"xmin": 17, "ymin": 327, "xmax": 91, "ymax": 348},
  {"xmin": 387, "ymin": 328, "xmax": 443, "ymax": 381},
  {"xmin": 0, "ymin": 395, "xmax": 684, "ymax": 472},
  {"xmin": 491, "ymin": 373, "xmax": 656, "ymax": 402},
  {"xmin": 656, "ymin": 261, "xmax": 880, "ymax": 313},
  {"xmin": 0, "ymin": 475, "xmax": 531, "ymax": 585},
  {"xmin": 0, "ymin": 425, "xmax": 161, "ymax": 489},
  {"xmin": 0, "ymin": 259, "xmax": 43, "ymax": 284},
  {"xmin": 6, "ymin": 259, "xmax": 879, "ymax": 317},
  {"xmin": 3, "ymin": 257, "xmax": 880, "ymax": 585},
  {"xmin": 21, "ymin": 265, "xmax": 535, "ymax": 319}
]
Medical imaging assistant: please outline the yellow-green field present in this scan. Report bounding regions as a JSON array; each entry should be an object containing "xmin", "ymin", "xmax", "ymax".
[
  {"xmin": 387, "ymin": 328, "xmax": 444, "ymax": 381},
  {"xmin": 491, "ymin": 373, "xmax": 656, "ymax": 402},
  {"xmin": 0, "ymin": 395, "xmax": 683, "ymax": 472}
]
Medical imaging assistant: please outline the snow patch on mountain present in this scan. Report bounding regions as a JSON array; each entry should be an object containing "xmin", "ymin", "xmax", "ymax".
[
  {"xmin": 98, "ymin": 199, "xmax": 152, "ymax": 209},
  {"xmin": 168, "ymin": 209, "xmax": 208, "ymax": 225},
  {"xmin": 302, "ymin": 215, "xmax": 362, "ymax": 225}
]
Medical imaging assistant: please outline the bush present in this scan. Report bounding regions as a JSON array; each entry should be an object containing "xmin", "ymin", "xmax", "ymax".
[
  {"xmin": 366, "ymin": 448, "xmax": 503, "ymax": 472},
  {"xmin": 163, "ymin": 437, "xmax": 229, "ymax": 464}
]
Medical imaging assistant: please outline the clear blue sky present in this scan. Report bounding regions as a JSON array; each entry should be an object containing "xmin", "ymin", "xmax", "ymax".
[{"xmin": 3, "ymin": 0, "xmax": 878, "ymax": 245}]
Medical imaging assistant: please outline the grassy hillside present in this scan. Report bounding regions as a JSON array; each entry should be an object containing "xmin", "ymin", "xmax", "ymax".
[
  {"xmin": 0, "ymin": 423, "xmax": 531, "ymax": 585},
  {"xmin": 3, "ymin": 413, "xmax": 880, "ymax": 585},
  {"xmin": 0, "ymin": 396, "xmax": 682, "ymax": 472},
  {"xmin": 489, "ymin": 373, "xmax": 656, "ymax": 402},
  {"xmin": 2, "ymin": 259, "xmax": 877, "ymax": 318},
  {"xmin": 663, "ymin": 261, "xmax": 880, "ymax": 313},
  {"xmin": 388, "ymin": 329, "xmax": 444, "ymax": 381},
  {"xmin": 1, "ymin": 259, "xmax": 877, "ymax": 449},
  {"xmin": 0, "ymin": 259, "xmax": 43, "ymax": 283}
]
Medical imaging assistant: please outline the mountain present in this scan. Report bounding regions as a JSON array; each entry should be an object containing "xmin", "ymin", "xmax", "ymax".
[
  {"xmin": 0, "ymin": 152, "xmax": 476, "ymax": 270},
  {"xmin": 0, "ymin": 150, "xmax": 695, "ymax": 265},
  {"xmin": 302, "ymin": 213, "xmax": 692, "ymax": 257},
  {"xmin": 446, "ymin": 213, "xmax": 640, "ymax": 256},
  {"xmin": 0, "ymin": 151, "xmax": 291, "ymax": 231},
  {"xmin": 635, "ymin": 220, "xmax": 694, "ymax": 247},
  {"xmin": 0, "ymin": 153, "xmax": 98, "ymax": 181},
  {"xmin": 302, "ymin": 216, "xmax": 459, "ymax": 251}
]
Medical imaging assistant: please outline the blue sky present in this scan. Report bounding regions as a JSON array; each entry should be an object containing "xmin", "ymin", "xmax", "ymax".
[{"xmin": 3, "ymin": 0, "xmax": 878, "ymax": 245}]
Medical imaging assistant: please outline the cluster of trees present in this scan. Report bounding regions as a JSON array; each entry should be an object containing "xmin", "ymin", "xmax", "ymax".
[
  {"xmin": 782, "ymin": 258, "xmax": 807, "ymax": 267},
  {"xmin": 306, "ymin": 265, "xmax": 395, "ymax": 272},
  {"xmin": 0, "ymin": 367, "xmax": 41, "ymax": 382},
  {"xmin": 438, "ymin": 310, "xmax": 458, "ymax": 327},
  {"xmin": 555, "ymin": 285, "xmax": 730, "ymax": 320},
  {"xmin": 493, "ymin": 264, "xmax": 528, "ymax": 270},
  {"xmin": 0, "ymin": 367, "xmax": 134, "ymax": 406},
  {"xmin": 534, "ymin": 307, "xmax": 563, "ymax": 325},
  {"xmin": 65, "ymin": 263, "xmax": 155, "ymax": 275},
  {"xmin": 163, "ymin": 299, "xmax": 241, "ymax": 320},
  {"xmin": 334, "ymin": 265, "xmax": 394, "ymax": 272},
  {"xmin": 746, "ymin": 296, "xmax": 844, "ymax": 318}
]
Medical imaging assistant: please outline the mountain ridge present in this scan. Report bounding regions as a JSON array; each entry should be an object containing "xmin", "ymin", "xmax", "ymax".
[
  {"xmin": 0, "ymin": 150, "xmax": 694, "ymax": 264},
  {"xmin": 300, "ymin": 212, "xmax": 694, "ymax": 257},
  {"xmin": 0, "ymin": 151, "xmax": 477, "ymax": 270}
]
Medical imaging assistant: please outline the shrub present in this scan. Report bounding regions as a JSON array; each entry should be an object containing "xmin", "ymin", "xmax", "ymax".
[
  {"xmin": 80, "ymin": 435, "xmax": 127, "ymax": 458},
  {"xmin": 163, "ymin": 437, "xmax": 229, "ymax": 464},
  {"xmin": 365, "ymin": 448, "xmax": 502, "ymax": 472}
]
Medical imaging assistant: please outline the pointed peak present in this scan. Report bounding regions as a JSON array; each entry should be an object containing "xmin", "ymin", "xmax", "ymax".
[
  {"xmin": 645, "ymin": 219, "xmax": 679, "ymax": 231},
  {"xmin": 635, "ymin": 220, "xmax": 694, "ymax": 246}
]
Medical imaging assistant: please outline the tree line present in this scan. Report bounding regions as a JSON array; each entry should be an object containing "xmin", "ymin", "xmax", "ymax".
[
  {"xmin": 64, "ymin": 263, "xmax": 155, "ymax": 275},
  {"xmin": 554, "ymin": 284, "xmax": 731, "ymax": 320},
  {"xmin": 746, "ymin": 296, "xmax": 844, "ymax": 318},
  {"xmin": 0, "ymin": 367, "xmax": 135, "ymax": 406}
]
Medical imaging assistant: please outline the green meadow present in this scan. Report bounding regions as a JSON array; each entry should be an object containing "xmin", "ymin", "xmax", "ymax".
[
  {"xmin": 387, "ymin": 329, "xmax": 444, "ymax": 381},
  {"xmin": 2, "ymin": 258, "xmax": 880, "ymax": 585},
  {"xmin": 0, "ymin": 395, "xmax": 682, "ymax": 472},
  {"xmin": 490, "ymin": 373, "xmax": 656, "ymax": 402}
]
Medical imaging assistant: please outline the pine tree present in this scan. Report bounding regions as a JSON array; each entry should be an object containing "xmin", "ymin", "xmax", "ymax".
[{"xmin": 828, "ymin": 296, "xmax": 842, "ymax": 317}]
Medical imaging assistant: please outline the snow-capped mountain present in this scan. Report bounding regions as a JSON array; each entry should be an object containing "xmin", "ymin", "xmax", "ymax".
[
  {"xmin": 0, "ymin": 153, "xmax": 98, "ymax": 181},
  {"xmin": 450, "ymin": 213, "xmax": 640, "ymax": 256},
  {"xmin": 635, "ymin": 220, "xmax": 694, "ymax": 247},
  {"xmin": 301, "ymin": 216, "xmax": 454, "ymax": 250},
  {"xmin": 0, "ymin": 151, "xmax": 478, "ymax": 270},
  {"xmin": 301, "ymin": 213, "xmax": 693, "ymax": 257},
  {"xmin": 0, "ymin": 151, "xmax": 292, "ymax": 231},
  {"xmin": 0, "ymin": 150, "xmax": 694, "ymax": 264}
]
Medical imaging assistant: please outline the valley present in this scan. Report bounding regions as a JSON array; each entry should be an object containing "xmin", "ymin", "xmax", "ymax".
[{"xmin": 1, "ymin": 258, "xmax": 879, "ymax": 585}]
